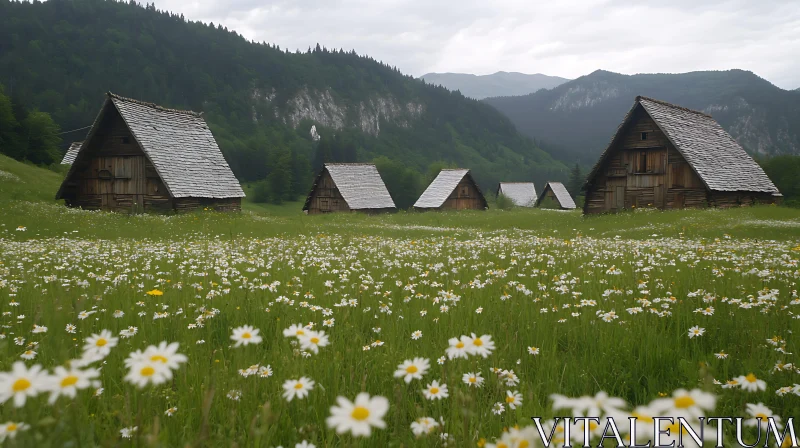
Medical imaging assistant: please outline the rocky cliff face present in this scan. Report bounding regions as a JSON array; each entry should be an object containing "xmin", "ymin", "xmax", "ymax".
[{"xmin": 251, "ymin": 87, "xmax": 425, "ymax": 137}]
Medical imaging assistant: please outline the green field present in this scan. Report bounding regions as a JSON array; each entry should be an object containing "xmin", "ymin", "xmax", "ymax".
[{"xmin": 0, "ymin": 154, "xmax": 799, "ymax": 447}]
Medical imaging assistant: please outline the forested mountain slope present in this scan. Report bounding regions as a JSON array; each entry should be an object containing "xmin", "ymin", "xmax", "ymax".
[
  {"xmin": 485, "ymin": 70, "xmax": 800, "ymax": 164},
  {"xmin": 0, "ymin": 0, "xmax": 567, "ymax": 205}
]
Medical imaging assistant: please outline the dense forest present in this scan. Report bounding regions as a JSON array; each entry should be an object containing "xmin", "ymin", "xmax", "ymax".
[
  {"xmin": 0, "ymin": 0, "xmax": 568, "ymax": 206},
  {"xmin": 0, "ymin": 84, "xmax": 61, "ymax": 166},
  {"xmin": 759, "ymin": 156, "xmax": 800, "ymax": 207}
]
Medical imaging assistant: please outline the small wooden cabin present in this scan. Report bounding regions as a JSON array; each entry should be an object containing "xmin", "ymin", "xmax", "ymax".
[
  {"xmin": 583, "ymin": 96, "xmax": 781, "ymax": 214},
  {"xmin": 536, "ymin": 181, "xmax": 576, "ymax": 209},
  {"xmin": 56, "ymin": 93, "xmax": 244, "ymax": 213},
  {"xmin": 497, "ymin": 182, "xmax": 537, "ymax": 207},
  {"xmin": 414, "ymin": 169, "xmax": 488, "ymax": 211},
  {"xmin": 303, "ymin": 163, "xmax": 396, "ymax": 214},
  {"xmin": 61, "ymin": 142, "xmax": 82, "ymax": 165}
]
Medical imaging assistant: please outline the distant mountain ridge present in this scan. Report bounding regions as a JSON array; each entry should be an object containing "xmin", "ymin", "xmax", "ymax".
[
  {"xmin": 420, "ymin": 71, "xmax": 569, "ymax": 99},
  {"xmin": 484, "ymin": 69, "xmax": 800, "ymax": 163}
]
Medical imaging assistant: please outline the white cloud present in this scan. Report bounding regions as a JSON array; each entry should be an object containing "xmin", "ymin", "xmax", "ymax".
[{"xmin": 152, "ymin": 0, "xmax": 800, "ymax": 89}]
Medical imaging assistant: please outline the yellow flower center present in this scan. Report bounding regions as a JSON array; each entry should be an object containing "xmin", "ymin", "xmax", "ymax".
[
  {"xmin": 241, "ymin": 332, "xmax": 252, "ymax": 339},
  {"xmin": 497, "ymin": 443, "xmax": 509, "ymax": 448},
  {"xmin": 469, "ymin": 377, "xmax": 476, "ymax": 383},
  {"xmin": 294, "ymin": 383, "xmax": 304, "ymax": 389},
  {"xmin": 519, "ymin": 441, "xmax": 530, "ymax": 448},
  {"xmin": 674, "ymin": 396, "xmax": 695, "ymax": 408},
  {"xmin": 296, "ymin": 330, "xmax": 305, "ymax": 336},
  {"xmin": 473, "ymin": 338, "xmax": 483, "ymax": 346},
  {"xmin": 430, "ymin": 387, "xmax": 439, "ymax": 394},
  {"xmin": 506, "ymin": 395, "xmax": 515, "ymax": 403},
  {"xmin": 60, "ymin": 375, "xmax": 79, "ymax": 388},
  {"xmin": 351, "ymin": 406, "xmax": 370, "ymax": 421},
  {"xmin": 456, "ymin": 341, "xmax": 465, "ymax": 349},
  {"xmin": 310, "ymin": 337, "xmax": 320, "ymax": 344},
  {"xmin": 12, "ymin": 378, "xmax": 30, "ymax": 392},
  {"xmin": 95, "ymin": 338, "xmax": 107, "ymax": 347},
  {"xmin": 6, "ymin": 424, "xmax": 17, "ymax": 432},
  {"xmin": 151, "ymin": 355, "xmax": 168, "ymax": 363},
  {"xmin": 406, "ymin": 365, "xmax": 418, "ymax": 374},
  {"xmin": 140, "ymin": 366, "xmax": 155, "ymax": 377},
  {"xmin": 745, "ymin": 373, "xmax": 758, "ymax": 383},
  {"xmin": 632, "ymin": 412, "xmax": 654, "ymax": 423},
  {"xmin": 755, "ymin": 413, "xmax": 769, "ymax": 419}
]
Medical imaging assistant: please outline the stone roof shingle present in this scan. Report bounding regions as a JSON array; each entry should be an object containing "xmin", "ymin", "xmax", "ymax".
[
  {"xmin": 109, "ymin": 93, "xmax": 244, "ymax": 198},
  {"xmin": 414, "ymin": 169, "xmax": 471, "ymax": 208},
  {"xmin": 497, "ymin": 182, "xmax": 537, "ymax": 207},
  {"xmin": 60, "ymin": 141, "xmax": 82, "ymax": 165}
]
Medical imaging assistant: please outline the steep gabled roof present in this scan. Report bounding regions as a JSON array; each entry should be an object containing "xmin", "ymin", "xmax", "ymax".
[
  {"xmin": 414, "ymin": 168, "xmax": 486, "ymax": 209},
  {"xmin": 585, "ymin": 96, "xmax": 780, "ymax": 195},
  {"xmin": 57, "ymin": 92, "xmax": 244, "ymax": 199},
  {"xmin": 302, "ymin": 163, "xmax": 396, "ymax": 211},
  {"xmin": 60, "ymin": 141, "xmax": 82, "ymax": 165},
  {"xmin": 497, "ymin": 182, "xmax": 537, "ymax": 207},
  {"xmin": 538, "ymin": 182, "xmax": 576, "ymax": 209}
]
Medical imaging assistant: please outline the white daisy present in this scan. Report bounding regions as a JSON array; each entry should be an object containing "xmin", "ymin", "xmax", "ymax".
[
  {"xmin": 326, "ymin": 392, "xmax": 389, "ymax": 437},
  {"xmin": 231, "ymin": 325, "xmax": 263, "ymax": 347},
  {"xmin": 422, "ymin": 380, "xmax": 448, "ymax": 400},
  {"xmin": 393, "ymin": 358, "xmax": 430, "ymax": 383},
  {"xmin": 282, "ymin": 376, "xmax": 315, "ymax": 402}
]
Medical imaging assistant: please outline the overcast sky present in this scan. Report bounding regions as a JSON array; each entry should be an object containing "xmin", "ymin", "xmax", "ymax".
[{"xmin": 153, "ymin": 0, "xmax": 800, "ymax": 90}]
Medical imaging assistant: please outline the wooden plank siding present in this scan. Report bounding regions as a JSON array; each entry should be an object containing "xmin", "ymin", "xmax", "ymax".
[
  {"xmin": 585, "ymin": 108, "xmax": 711, "ymax": 214},
  {"xmin": 439, "ymin": 179, "xmax": 485, "ymax": 210},
  {"xmin": 62, "ymin": 109, "xmax": 172, "ymax": 213},
  {"xmin": 305, "ymin": 171, "xmax": 351, "ymax": 214},
  {"xmin": 584, "ymin": 97, "xmax": 781, "ymax": 214},
  {"xmin": 58, "ymin": 93, "xmax": 244, "ymax": 213}
]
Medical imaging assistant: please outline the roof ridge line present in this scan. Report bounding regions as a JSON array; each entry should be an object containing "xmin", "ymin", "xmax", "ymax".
[
  {"xmin": 636, "ymin": 96, "xmax": 713, "ymax": 118},
  {"xmin": 107, "ymin": 92, "xmax": 202, "ymax": 117}
]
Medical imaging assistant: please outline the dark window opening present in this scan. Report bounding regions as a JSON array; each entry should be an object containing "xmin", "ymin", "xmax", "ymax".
[
  {"xmin": 122, "ymin": 136, "xmax": 131, "ymax": 144},
  {"xmin": 637, "ymin": 151, "xmax": 648, "ymax": 173},
  {"xmin": 97, "ymin": 169, "xmax": 113, "ymax": 180},
  {"xmin": 641, "ymin": 132, "xmax": 648, "ymax": 141}
]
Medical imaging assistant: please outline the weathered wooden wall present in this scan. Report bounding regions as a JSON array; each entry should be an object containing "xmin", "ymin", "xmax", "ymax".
[
  {"xmin": 585, "ymin": 109, "xmax": 711, "ymax": 214},
  {"xmin": 306, "ymin": 171, "xmax": 351, "ymax": 214},
  {"xmin": 62, "ymin": 107, "xmax": 174, "ymax": 213},
  {"xmin": 440, "ymin": 179, "xmax": 486, "ymax": 210},
  {"xmin": 174, "ymin": 197, "xmax": 241, "ymax": 212}
]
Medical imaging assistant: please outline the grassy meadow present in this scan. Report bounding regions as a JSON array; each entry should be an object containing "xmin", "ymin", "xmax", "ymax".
[{"xmin": 0, "ymin": 154, "xmax": 799, "ymax": 447}]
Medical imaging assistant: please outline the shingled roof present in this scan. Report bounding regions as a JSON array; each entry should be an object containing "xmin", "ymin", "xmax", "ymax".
[
  {"xmin": 586, "ymin": 96, "xmax": 780, "ymax": 195},
  {"xmin": 57, "ymin": 93, "xmax": 244, "ymax": 199},
  {"xmin": 497, "ymin": 182, "xmax": 537, "ymax": 207},
  {"xmin": 414, "ymin": 168, "xmax": 488, "ymax": 209},
  {"xmin": 537, "ymin": 182, "xmax": 576, "ymax": 209},
  {"xmin": 303, "ymin": 163, "xmax": 396, "ymax": 210},
  {"xmin": 60, "ymin": 141, "xmax": 82, "ymax": 165}
]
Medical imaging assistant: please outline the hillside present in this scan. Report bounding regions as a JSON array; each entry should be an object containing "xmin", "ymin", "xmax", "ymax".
[
  {"xmin": 0, "ymin": 0, "xmax": 568, "ymax": 204},
  {"xmin": 0, "ymin": 154, "xmax": 64, "ymax": 203},
  {"xmin": 420, "ymin": 72, "xmax": 569, "ymax": 99},
  {"xmin": 485, "ymin": 69, "xmax": 800, "ymax": 164}
]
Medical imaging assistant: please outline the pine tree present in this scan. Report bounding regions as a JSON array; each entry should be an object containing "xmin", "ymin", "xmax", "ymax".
[{"xmin": 567, "ymin": 163, "xmax": 584, "ymax": 196}]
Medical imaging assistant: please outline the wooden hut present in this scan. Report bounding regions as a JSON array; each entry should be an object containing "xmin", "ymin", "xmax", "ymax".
[
  {"xmin": 414, "ymin": 169, "xmax": 487, "ymax": 211},
  {"xmin": 583, "ymin": 96, "xmax": 781, "ymax": 214},
  {"xmin": 61, "ymin": 141, "xmax": 82, "ymax": 165},
  {"xmin": 536, "ymin": 182, "xmax": 576, "ymax": 209},
  {"xmin": 497, "ymin": 182, "xmax": 537, "ymax": 207},
  {"xmin": 56, "ymin": 93, "xmax": 244, "ymax": 213},
  {"xmin": 303, "ymin": 163, "xmax": 396, "ymax": 214}
]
